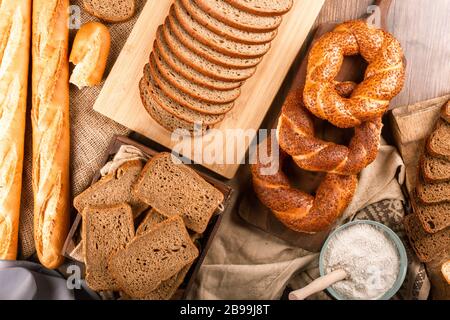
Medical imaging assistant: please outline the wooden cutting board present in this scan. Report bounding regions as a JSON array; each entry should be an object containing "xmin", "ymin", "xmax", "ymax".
[{"xmin": 93, "ymin": 0, "xmax": 325, "ymax": 179}]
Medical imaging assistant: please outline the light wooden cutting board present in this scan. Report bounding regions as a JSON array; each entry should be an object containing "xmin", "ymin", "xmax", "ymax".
[{"xmin": 93, "ymin": 0, "xmax": 325, "ymax": 179}]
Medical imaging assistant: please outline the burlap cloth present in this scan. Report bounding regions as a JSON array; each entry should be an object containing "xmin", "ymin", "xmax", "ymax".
[
  {"xmin": 18, "ymin": 0, "xmax": 150, "ymax": 259},
  {"xmin": 187, "ymin": 142, "xmax": 431, "ymax": 300}
]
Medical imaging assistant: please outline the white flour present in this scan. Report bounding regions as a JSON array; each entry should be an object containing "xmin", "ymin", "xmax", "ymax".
[{"xmin": 323, "ymin": 223, "xmax": 400, "ymax": 300}]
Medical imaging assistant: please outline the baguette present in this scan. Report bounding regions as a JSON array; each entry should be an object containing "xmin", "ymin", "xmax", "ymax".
[
  {"xmin": 0, "ymin": 0, "xmax": 31, "ymax": 260},
  {"xmin": 32, "ymin": 0, "xmax": 70, "ymax": 269}
]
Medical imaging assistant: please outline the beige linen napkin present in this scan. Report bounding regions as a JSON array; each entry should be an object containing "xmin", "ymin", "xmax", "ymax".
[{"xmin": 187, "ymin": 143, "xmax": 430, "ymax": 300}]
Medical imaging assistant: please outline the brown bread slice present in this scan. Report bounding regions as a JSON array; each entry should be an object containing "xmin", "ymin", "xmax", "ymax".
[
  {"xmin": 224, "ymin": 0, "xmax": 293, "ymax": 16},
  {"xmin": 181, "ymin": 0, "xmax": 277, "ymax": 44},
  {"xmin": 152, "ymin": 45, "xmax": 241, "ymax": 104},
  {"xmin": 412, "ymin": 194, "xmax": 450, "ymax": 234},
  {"xmin": 427, "ymin": 120, "xmax": 450, "ymax": 161},
  {"xmin": 83, "ymin": 204, "xmax": 135, "ymax": 291},
  {"xmin": 173, "ymin": 1, "xmax": 271, "ymax": 58},
  {"xmin": 416, "ymin": 178, "xmax": 450, "ymax": 204},
  {"xmin": 146, "ymin": 61, "xmax": 227, "ymax": 124},
  {"xmin": 442, "ymin": 101, "xmax": 450, "ymax": 123},
  {"xmin": 403, "ymin": 213, "xmax": 450, "ymax": 263},
  {"xmin": 194, "ymin": 0, "xmax": 282, "ymax": 32},
  {"xmin": 82, "ymin": 0, "xmax": 135, "ymax": 23},
  {"xmin": 167, "ymin": 14, "xmax": 261, "ymax": 70},
  {"xmin": 133, "ymin": 153, "xmax": 224, "ymax": 233},
  {"xmin": 108, "ymin": 216, "xmax": 199, "ymax": 298},
  {"xmin": 73, "ymin": 160, "xmax": 148, "ymax": 218},
  {"xmin": 421, "ymin": 153, "xmax": 450, "ymax": 183},
  {"xmin": 155, "ymin": 26, "xmax": 241, "ymax": 92},
  {"xmin": 139, "ymin": 76, "xmax": 209, "ymax": 135},
  {"xmin": 136, "ymin": 209, "xmax": 167, "ymax": 236}
]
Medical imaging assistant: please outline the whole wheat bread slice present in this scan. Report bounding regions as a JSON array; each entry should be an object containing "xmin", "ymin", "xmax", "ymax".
[
  {"xmin": 133, "ymin": 153, "xmax": 224, "ymax": 233},
  {"xmin": 139, "ymin": 76, "xmax": 209, "ymax": 135},
  {"xmin": 421, "ymin": 153, "xmax": 450, "ymax": 183},
  {"xmin": 404, "ymin": 213, "xmax": 450, "ymax": 263},
  {"xmin": 173, "ymin": 1, "xmax": 271, "ymax": 58},
  {"xmin": 167, "ymin": 14, "xmax": 261, "ymax": 70},
  {"xmin": 152, "ymin": 44, "xmax": 241, "ymax": 104},
  {"xmin": 136, "ymin": 209, "xmax": 167, "ymax": 236},
  {"xmin": 194, "ymin": 0, "xmax": 282, "ymax": 32},
  {"xmin": 181, "ymin": 0, "xmax": 277, "ymax": 44},
  {"xmin": 416, "ymin": 178, "xmax": 450, "ymax": 204},
  {"xmin": 155, "ymin": 25, "xmax": 241, "ymax": 92},
  {"xmin": 82, "ymin": 0, "xmax": 135, "ymax": 23},
  {"xmin": 108, "ymin": 216, "xmax": 199, "ymax": 298},
  {"xmin": 145, "ymin": 61, "xmax": 226, "ymax": 124},
  {"xmin": 412, "ymin": 194, "xmax": 450, "ymax": 234},
  {"xmin": 73, "ymin": 160, "xmax": 148, "ymax": 218},
  {"xmin": 427, "ymin": 120, "xmax": 450, "ymax": 161},
  {"xmin": 83, "ymin": 203, "xmax": 135, "ymax": 291},
  {"xmin": 441, "ymin": 101, "xmax": 450, "ymax": 124},
  {"xmin": 224, "ymin": 0, "xmax": 293, "ymax": 16}
]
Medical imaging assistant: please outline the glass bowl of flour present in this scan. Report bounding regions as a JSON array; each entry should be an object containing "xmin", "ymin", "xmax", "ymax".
[{"xmin": 319, "ymin": 220, "xmax": 407, "ymax": 300}]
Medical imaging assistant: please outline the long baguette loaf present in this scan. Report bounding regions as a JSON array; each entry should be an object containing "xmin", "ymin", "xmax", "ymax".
[
  {"xmin": 32, "ymin": 0, "xmax": 70, "ymax": 269},
  {"xmin": 0, "ymin": 0, "xmax": 31, "ymax": 260}
]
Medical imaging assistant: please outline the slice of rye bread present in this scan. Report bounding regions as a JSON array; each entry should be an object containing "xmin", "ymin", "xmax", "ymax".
[
  {"xmin": 139, "ymin": 76, "xmax": 209, "ymax": 135},
  {"xmin": 194, "ymin": 0, "xmax": 282, "ymax": 32},
  {"xmin": 167, "ymin": 14, "xmax": 262, "ymax": 70},
  {"xmin": 155, "ymin": 25, "xmax": 241, "ymax": 92},
  {"xmin": 416, "ymin": 178, "xmax": 450, "ymax": 204},
  {"xmin": 133, "ymin": 153, "xmax": 224, "ymax": 233},
  {"xmin": 403, "ymin": 213, "xmax": 450, "ymax": 263},
  {"xmin": 421, "ymin": 153, "xmax": 450, "ymax": 183},
  {"xmin": 136, "ymin": 209, "xmax": 167, "ymax": 236},
  {"xmin": 427, "ymin": 119, "xmax": 450, "ymax": 161},
  {"xmin": 173, "ymin": 0, "xmax": 271, "ymax": 58},
  {"xmin": 146, "ymin": 60, "xmax": 229, "ymax": 121},
  {"xmin": 411, "ymin": 194, "xmax": 450, "ymax": 234},
  {"xmin": 108, "ymin": 216, "xmax": 199, "ymax": 298},
  {"xmin": 73, "ymin": 160, "xmax": 148, "ymax": 218},
  {"xmin": 83, "ymin": 203, "xmax": 135, "ymax": 291},
  {"xmin": 181, "ymin": 0, "xmax": 277, "ymax": 44},
  {"xmin": 442, "ymin": 101, "xmax": 450, "ymax": 123},
  {"xmin": 82, "ymin": 0, "xmax": 135, "ymax": 23},
  {"xmin": 152, "ymin": 45, "xmax": 241, "ymax": 104},
  {"xmin": 223, "ymin": 0, "xmax": 293, "ymax": 16}
]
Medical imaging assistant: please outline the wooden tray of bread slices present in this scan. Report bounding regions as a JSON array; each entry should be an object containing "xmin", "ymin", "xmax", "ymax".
[
  {"xmin": 93, "ymin": 0, "xmax": 325, "ymax": 179},
  {"xmin": 63, "ymin": 135, "xmax": 233, "ymax": 300}
]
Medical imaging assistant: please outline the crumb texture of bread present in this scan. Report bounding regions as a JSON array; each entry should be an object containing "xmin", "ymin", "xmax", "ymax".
[
  {"xmin": 136, "ymin": 209, "xmax": 167, "ymax": 236},
  {"xmin": 427, "ymin": 120, "xmax": 450, "ymax": 161},
  {"xmin": 404, "ymin": 214, "xmax": 450, "ymax": 263},
  {"xmin": 416, "ymin": 179, "xmax": 450, "ymax": 204},
  {"xmin": 412, "ymin": 196, "xmax": 450, "ymax": 234},
  {"xmin": 134, "ymin": 153, "xmax": 224, "ymax": 233},
  {"xmin": 82, "ymin": 0, "xmax": 135, "ymax": 23},
  {"xmin": 421, "ymin": 154, "xmax": 450, "ymax": 183},
  {"xmin": 108, "ymin": 216, "xmax": 199, "ymax": 298},
  {"xmin": 223, "ymin": 0, "xmax": 293, "ymax": 15},
  {"xmin": 83, "ymin": 203, "xmax": 135, "ymax": 291},
  {"xmin": 73, "ymin": 160, "xmax": 148, "ymax": 217}
]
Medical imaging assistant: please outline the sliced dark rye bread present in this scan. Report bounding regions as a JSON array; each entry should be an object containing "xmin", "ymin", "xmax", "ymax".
[
  {"xmin": 416, "ymin": 178, "xmax": 450, "ymax": 204},
  {"xmin": 136, "ymin": 209, "xmax": 167, "ymax": 236},
  {"xmin": 173, "ymin": 1, "xmax": 271, "ymax": 58},
  {"xmin": 155, "ymin": 25, "xmax": 241, "ymax": 91},
  {"xmin": 108, "ymin": 216, "xmax": 199, "ymax": 298},
  {"xmin": 411, "ymin": 195, "xmax": 450, "ymax": 234},
  {"xmin": 83, "ymin": 203, "xmax": 135, "ymax": 291},
  {"xmin": 421, "ymin": 153, "xmax": 450, "ymax": 183},
  {"xmin": 224, "ymin": 0, "xmax": 293, "ymax": 16},
  {"xmin": 82, "ymin": 0, "xmax": 135, "ymax": 23},
  {"xmin": 181, "ymin": 0, "xmax": 277, "ymax": 44},
  {"xmin": 194, "ymin": 0, "xmax": 282, "ymax": 32},
  {"xmin": 404, "ymin": 213, "xmax": 450, "ymax": 263},
  {"xmin": 146, "ymin": 59, "xmax": 232, "ymax": 118},
  {"xmin": 427, "ymin": 119, "xmax": 450, "ymax": 161},
  {"xmin": 152, "ymin": 47, "xmax": 240, "ymax": 104},
  {"xmin": 73, "ymin": 160, "xmax": 148, "ymax": 218},
  {"xmin": 167, "ymin": 14, "xmax": 261, "ymax": 70},
  {"xmin": 139, "ymin": 76, "xmax": 209, "ymax": 135},
  {"xmin": 133, "ymin": 152, "xmax": 224, "ymax": 233}
]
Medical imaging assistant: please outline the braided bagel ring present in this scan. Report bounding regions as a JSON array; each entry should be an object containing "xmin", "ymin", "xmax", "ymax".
[
  {"xmin": 277, "ymin": 89, "xmax": 383, "ymax": 175},
  {"xmin": 303, "ymin": 20, "xmax": 406, "ymax": 128},
  {"xmin": 252, "ymin": 143, "xmax": 358, "ymax": 234}
]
